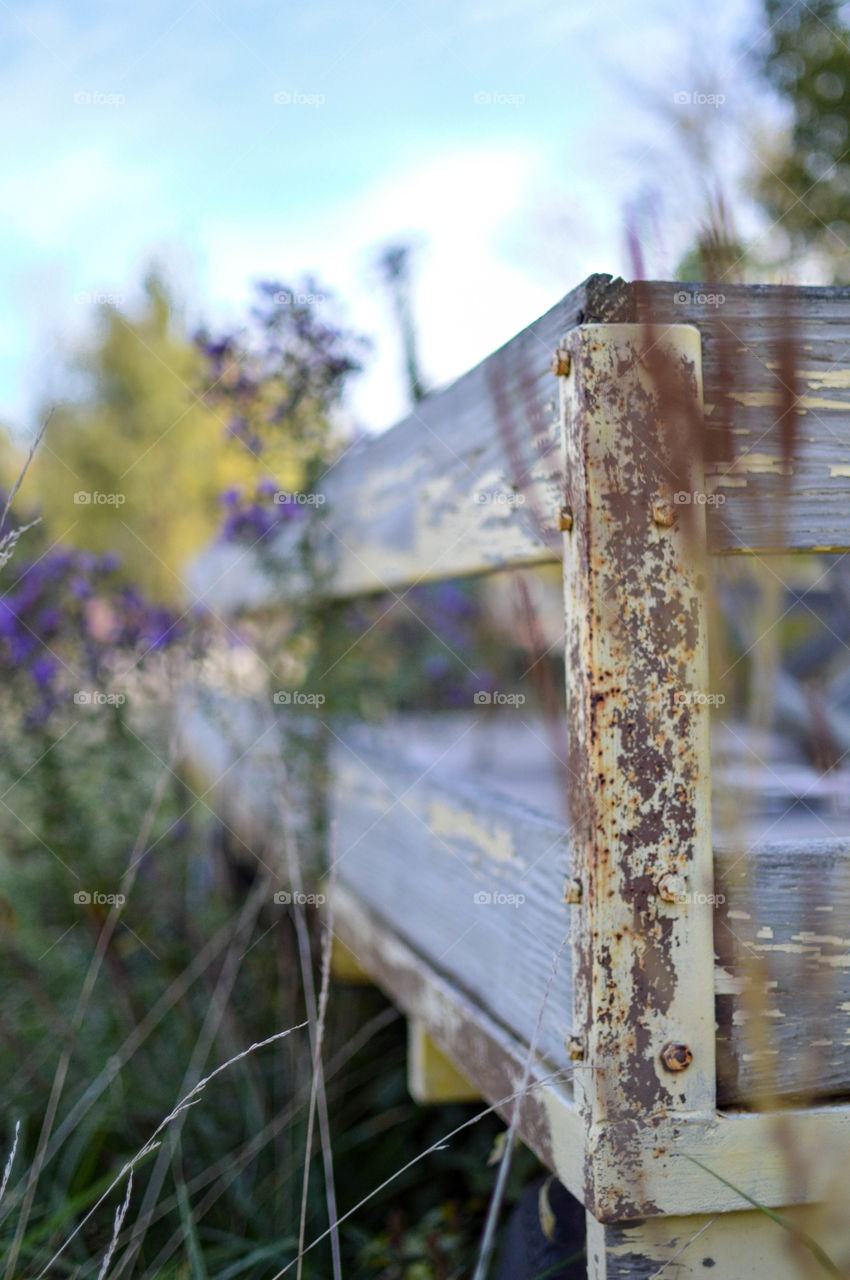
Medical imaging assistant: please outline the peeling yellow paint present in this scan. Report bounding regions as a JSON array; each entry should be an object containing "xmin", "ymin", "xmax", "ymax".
[
  {"xmin": 729, "ymin": 389, "xmax": 849, "ymax": 411},
  {"xmin": 755, "ymin": 943, "xmax": 850, "ymax": 967},
  {"xmin": 798, "ymin": 368, "xmax": 850, "ymax": 389},
  {"xmin": 711, "ymin": 452, "xmax": 793, "ymax": 477},
  {"xmin": 428, "ymin": 800, "xmax": 517, "ymax": 864},
  {"xmin": 792, "ymin": 931, "xmax": 850, "ymax": 947},
  {"xmin": 829, "ymin": 464, "xmax": 850, "ymax": 477},
  {"xmin": 706, "ymin": 474, "xmax": 747, "ymax": 490}
]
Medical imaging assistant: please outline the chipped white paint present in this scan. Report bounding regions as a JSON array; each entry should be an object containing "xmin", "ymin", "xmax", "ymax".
[
  {"xmin": 586, "ymin": 1203, "xmax": 847, "ymax": 1279},
  {"xmin": 709, "ymin": 452, "xmax": 792, "ymax": 478},
  {"xmin": 330, "ymin": 882, "xmax": 850, "ymax": 1222},
  {"xmin": 797, "ymin": 367, "xmax": 850, "ymax": 389},
  {"xmin": 428, "ymin": 799, "xmax": 517, "ymax": 865},
  {"xmin": 729, "ymin": 389, "xmax": 850, "ymax": 412}
]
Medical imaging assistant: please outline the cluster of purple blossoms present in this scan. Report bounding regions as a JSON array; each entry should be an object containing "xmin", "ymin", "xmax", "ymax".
[
  {"xmin": 217, "ymin": 479, "xmax": 308, "ymax": 546},
  {"xmin": 0, "ymin": 537, "xmax": 181, "ymax": 727}
]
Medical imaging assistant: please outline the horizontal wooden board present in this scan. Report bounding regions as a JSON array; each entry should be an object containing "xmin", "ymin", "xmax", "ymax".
[
  {"xmin": 331, "ymin": 880, "xmax": 850, "ymax": 1220},
  {"xmin": 189, "ymin": 278, "xmax": 850, "ymax": 613},
  {"xmin": 187, "ymin": 274, "xmax": 629, "ymax": 610},
  {"xmin": 330, "ymin": 722, "xmax": 574, "ymax": 1070},
  {"xmin": 634, "ymin": 282, "xmax": 850, "ymax": 554},
  {"xmin": 330, "ymin": 714, "xmax": 850, "ymax": 1105}
]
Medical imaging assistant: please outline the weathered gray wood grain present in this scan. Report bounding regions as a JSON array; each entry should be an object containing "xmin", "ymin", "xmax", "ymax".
[
  {"xmin": 330, "ymin": 718, "xmax": 850, "ymax": 1104},
  {"xmin": 715, "ymin": 836, "xmax": 850, "ymax": 1104},
  {"xmin": 188, "ymin": 274, "xmax": 629, "ymax": 610},
  {"xmin": 635, "ymin": 282, "xmax": 850, "ymax": 553},
  {"xmin": 333, "ymin": 882, "xmax": 850, "ymax": 1228},
  {"xmin": 330, "ymin": 722, "xmax": 574, "ymax": 1070},
  {"xmin": 189, "ymin": 278, "xmax": 850, "ymax": 614},
  {"xmin": 180, "ymin": 691, "xmax": 850, "ymax": 1103}
]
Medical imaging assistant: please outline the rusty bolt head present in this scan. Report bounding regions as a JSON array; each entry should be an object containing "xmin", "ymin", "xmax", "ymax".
[
  {"xmin": 660, "ymin": 1041, "xmax": 693, "ymax": 1073},
  {"xmin": 566, "ymin": 1035, "xmax": 585, "ymax": 1061},
  {"xmin": 652, "ymin": 498, "xmax": 676, "ymax": 527},
  {"xmin": 551, "ymin": 349, "xmax": 571, "ymax": 377},
  {"xmin": 558, "ymin": 506, "xmax": 574, "ymax": 532},
  {"xmin": 657, "ymin": 873, "xmax": 688, "ymax": 904},
  {"xmin": 563, "ymin": 877, "xmax": 582, "ymax": 904}
]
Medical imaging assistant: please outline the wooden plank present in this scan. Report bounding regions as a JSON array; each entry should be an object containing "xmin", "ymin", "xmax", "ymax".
[
  {"xmin": 329, "ymin": 723, "xmax": 850, "ymax": 1107},
  {"xmin": 329, "ymin": 725, "xmax": 574, "ymax": 1072},
  {"xmin": 180, "ymin": 689, "xmax": 850, "ymax": 1104},
  {"xmin": 330, "ymin": 881, "xmax": 850, "ymax": 1220},
  {"xmin": 585, "ymin": 1205, "xmax": 848, "ymax": 1280},
  {"xmin": 314, "ymin": 274, "xmax": 632, "ymax": 596},
  {"xmin": 188, "ymin": 279, "xmax": 850, "ymax": 616},
  {"xmin": 188, "ymin": 274, "xmax": 630, "ymax": 610},
  {"xmin": 634, "ymin": 282, "xmax": 850, "ymax": 553},
  {"xmin": 328, "ymin": 879, "xmax": 585, "ymax": 1197},
  {"xmin": 715, "ymin": 836, "xmax": 850, "ymax": 1104}
]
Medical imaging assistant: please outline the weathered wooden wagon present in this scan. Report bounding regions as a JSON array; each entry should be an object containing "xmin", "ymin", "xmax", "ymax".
[{"xmin": 190, "ymin": 276, "xmax": 850, "ymax": 1277}]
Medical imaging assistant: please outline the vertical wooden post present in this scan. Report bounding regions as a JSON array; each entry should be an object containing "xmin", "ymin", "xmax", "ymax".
[{"xmin": 559, "ymin": 325, "xmax": 716, "ymax": 1226}]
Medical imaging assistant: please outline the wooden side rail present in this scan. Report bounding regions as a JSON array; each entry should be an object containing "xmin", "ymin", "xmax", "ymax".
[
  {"xmin": 329, "ymin": 720, "xmax": 850, "ymax": 1106},
  {"xmin": 189, "ymin": 277, "xmax": 850, "ymax": 615},
  {"xmin": 184, "ymin": 278, "xmax": 850, "ymax": 1276},
  {"xmin": 331, "ymin": 880, "xmax": 850, "ymax": 1219}
]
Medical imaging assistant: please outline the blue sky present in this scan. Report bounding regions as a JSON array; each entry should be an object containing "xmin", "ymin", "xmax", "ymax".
[{"xmin": 1, "ymin": 0, "xmax": 765, "ymax": 435}]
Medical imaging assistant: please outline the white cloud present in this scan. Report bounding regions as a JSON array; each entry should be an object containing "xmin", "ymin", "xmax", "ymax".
[{"xmin": 196, "ymin": 141, "xmax": 554, "ymax": 432}]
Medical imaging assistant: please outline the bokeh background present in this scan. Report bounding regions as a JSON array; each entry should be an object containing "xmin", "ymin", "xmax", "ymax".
[{"xmin": 3, "ymin": 1, "xmax": 850, "ymax": 1277}]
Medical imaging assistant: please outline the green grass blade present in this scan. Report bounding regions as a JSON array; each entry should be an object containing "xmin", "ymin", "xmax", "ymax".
[{"xmin": 684, "ymin": 1155, "xmax": 843, "ymax": 1278}]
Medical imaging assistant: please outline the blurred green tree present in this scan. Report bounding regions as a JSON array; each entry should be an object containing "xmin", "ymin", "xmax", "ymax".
[
  {"xmin": 755, "ymin": 0, "xmax": 850, "ymax": 281},
  {"xmin": 29, "ymin": 274, "xmax": 265, "ymax": 603}
]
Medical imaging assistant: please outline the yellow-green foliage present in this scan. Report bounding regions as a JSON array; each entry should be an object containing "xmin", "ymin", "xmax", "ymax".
[{"xmin": 27, "ymin": 275, "xmax": 302, "ymax": 603}]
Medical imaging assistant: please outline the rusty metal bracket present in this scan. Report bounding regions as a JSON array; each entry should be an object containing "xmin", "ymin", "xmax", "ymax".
[{"xmin": 560, "ymin": 324, "xmax": 716, "ymax": 1221}]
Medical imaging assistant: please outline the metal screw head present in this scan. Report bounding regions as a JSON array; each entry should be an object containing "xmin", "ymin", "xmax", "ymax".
[
  {"xmin": 660, "ymin": 1041, "xmax": 693, "ymax": 1072},
  {"xmin": 566, "ymin": 1035, "xmax": 585, "ymax": 1061},
  {"xmin": 657, "ymin": 873, "xmax": 688, "ymax": 904},
  {"xmin": 652, "ymin": 498, "xmax": 676, "ymax": 527},
  {"xmin": 558, "ymin": 507, "xmax": 574, "ymax": 533},
  {"xmin": 563, "ymin": 877, "xmax": 582, "ymax": 904},
  {"xmin": 551, "ymin": 349, "xmax": 571, "ymax": 377}
]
